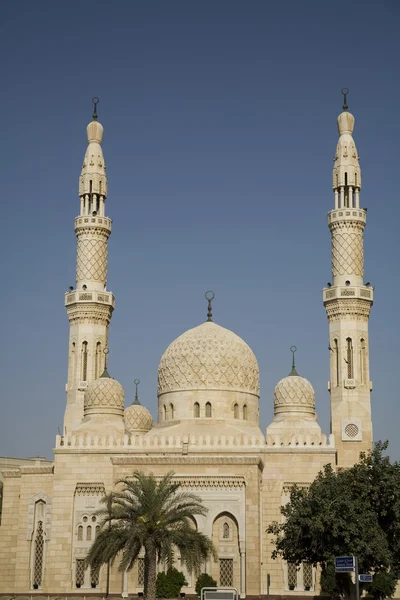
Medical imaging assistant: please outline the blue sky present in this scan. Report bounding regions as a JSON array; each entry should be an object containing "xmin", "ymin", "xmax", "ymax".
[{"xmin": 0, "ymin": 0, "xmax": 399, "ymax": 460}]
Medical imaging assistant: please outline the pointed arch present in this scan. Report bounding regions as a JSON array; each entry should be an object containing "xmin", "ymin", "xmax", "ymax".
[
  {"xmin": 233, "ymin": 403, "xmax": 239, "ymax": 419},
  {"xmin": 205, "ymin": 402, "xmax": 212, "ymax": 418},
  {"xmin": 194, "ymin": 402, "xmax": 200, "ymax": 418},
  {"xmin": 243, "ymin": 404, "xmax": 248, "ymax": 420},
  {"xmin": 81, "ymin": 341, "xmax": 88, "ymax": 381},
  {"xmin": 346, "ymin": 337, "xmax": 354, "ymax": 378}
]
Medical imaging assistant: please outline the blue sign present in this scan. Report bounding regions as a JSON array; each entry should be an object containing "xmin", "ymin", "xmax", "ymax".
[
  {"xmin": 359, "ymin": 574, "xmax": 373, "ymax": 583},
  {"xmin": 335, "ymin": 556, "xmax": 355, "ymax": 572}
]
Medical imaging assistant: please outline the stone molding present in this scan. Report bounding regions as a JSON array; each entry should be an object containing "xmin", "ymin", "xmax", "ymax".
[
  {"xmin": 325, "ymin": 298, "xmax": 371, "ymax": 321},
  {"xmin": 20, "ymin": 466, "xmax": 54, "ymax": 475},
  {"xmin": 282, "ymin": 482, "xmax": 310, "ymax": 494},
  {"xmin": 74, "ymin": 482, "xmax": 105, "ymax": 496},
  {"xmin": 111, "ymin": 456, "xmax": 263, "ymax": 466},
  {"xmin": 66, "ymin": 302, "xmax": 113, "ymax": 325},
  {"xmin": 1, "ymin": 469, "xmax": 21, "ymax": 478}
]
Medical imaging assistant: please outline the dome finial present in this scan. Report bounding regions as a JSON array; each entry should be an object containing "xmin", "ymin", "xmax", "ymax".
[
  {"xmin": 100, "ymin": 347, "xmax": 111, "ymax": 378},
  {"xmin": 92, "ymin": 96, "xmax": 99, "ymax": 120},
  {"xmin": 289, "ymin": 345, "xmax": 299, "ymax": 376},
  {"xmin": 341, "ymin": 88, "xmax": 349, "ymax": 111},
  {"xmin": 133, "ymin": 379, "xmax": 141, "ymax": 405},
  {"xmin": 205, "ymin": 290, "xmax": 215, "ymax": 322}
]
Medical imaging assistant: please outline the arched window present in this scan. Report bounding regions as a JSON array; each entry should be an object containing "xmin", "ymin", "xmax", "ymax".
[
  {"xmin": 163, "ymin": 404, "xmax": 167, "ymax": 421},
  {"xmin": 32, "ymin": 501, "xmax": 45, "ymax": 589},
  {"xmin": 344, "ymin": 172, "xmax": 349, "ymax": 207},
  {"xmin": 346, "ymin": 338, "xmax": 353, "ymax": 378},
  {"xmin": 205, "ymin": 402, "xmax": 212, "ymax": 418},
  {"xmin": 233, "ymin": 403, "xmax": 239, "ymax": 419},
  {"xmin": 77, "ymin": 525, "xmax": 83, "ymax": 541},
  {"xmin": 194, "ymin": 402, "xmax": 200, "ymax": 418},
  {"xmin": 243, "ymin": 404, "xmax": 248, "ymax": 420},
  {"xmin": 95, "ymin": 341, "xmax": 102, "ymax": 378},
  {"xmin": 69, "ymin": 342, "xmax": 75, "ymax": 386},
  {"xmin": 81, "ymin": 341, "xmax": 88, "ymax": 381},
  {"xmin": 86, "ymin": 525, "xmax": 92, "ymax": 541},
  {"xmin": 360, "ymin": 338, "xmax": 366, "ymax": 384},
  {"xmin": 355, "ymin": 172, "xmax": 358, "ymax": 188},
  {"xmin": 95, "ymin": 525, "xmax": 100, "ymax": 538},
  {"xmin": 223, "ymin": 522, "xmax": 230, "ymax": 539},
  {"xmin": 170, "ymin": 403, "xmax": 174, "ymax": 420},
  {"xmin": 334, "ymin": 339, "xmax": 339, "ymax": 386}
]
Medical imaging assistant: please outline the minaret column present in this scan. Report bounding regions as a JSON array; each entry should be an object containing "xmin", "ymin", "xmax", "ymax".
[
  {"xmin": 63, "ymin": 99, "xmax": 115, "ymax": 434},
  {"xmin": 323, "ymin": 90, "xmax": 373, "ymax": 468}
]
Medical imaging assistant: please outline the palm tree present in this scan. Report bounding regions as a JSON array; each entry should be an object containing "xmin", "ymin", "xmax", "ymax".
[{"xmin": 86, "ymin": 471, "xmax": 215, "ymax": 600}]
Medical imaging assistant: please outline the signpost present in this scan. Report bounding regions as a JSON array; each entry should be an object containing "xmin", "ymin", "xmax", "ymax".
[
  {"xmin": 335, "ymin": 556, "xmax": 355, "ymax": 573},
  {"xmin": 359, "ymin": 574, "xmax": 373, "ymax": 583},
  {"xmin": 201, "ymin": 588, "xmax": 238, "ymax": 600}
]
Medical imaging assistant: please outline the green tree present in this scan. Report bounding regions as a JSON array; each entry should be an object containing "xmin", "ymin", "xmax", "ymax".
[
  {"xmin": 86, "ymin": 471, "xmax": 215, "ymax": 600},
  {"xmin": 156, "ymin": 567, "xmax": 187, "ymax": 598},
  {"xmin": 195, "ymin": 573, "xmax": 217, "ymax": 596},
  {"xmin": 267, "ymin": 442, "xmax": 400, "ymax": 599}
]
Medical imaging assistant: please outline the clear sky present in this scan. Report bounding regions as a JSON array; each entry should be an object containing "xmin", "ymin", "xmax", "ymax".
[{"xmin": 0, "ymin": 0, "xmax": 399, "ymax": 460}]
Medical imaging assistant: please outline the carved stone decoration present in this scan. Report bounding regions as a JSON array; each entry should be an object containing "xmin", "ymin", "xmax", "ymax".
[
  {"xmin": 26, "ymin": 492, "xmax": 52, "ymax": 541},
  {"xmin": 158, "ymin": 322, "xmax": 260, "ymax": 396},
  {"xmin": 76, "ymin": 235, "xmax": 108, "ymax": 282},
  {"xmin": 325, "ymin": 298, "xmax": 372, "ymax": 322},
  {"xmin": 74, "ymin": 482, "xmax": 105, "ymax": 496},
  {"xmin": 330, "ymin": 220, "xmax": 365, "ymax": 278}
]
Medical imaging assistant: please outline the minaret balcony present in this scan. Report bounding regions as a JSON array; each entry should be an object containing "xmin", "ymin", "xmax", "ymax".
[
  {"xmin": 64, "ymin": 289, "xmax": 115, "ymax": 308},
  {"xmin": 74, "ymin": 215, "xmax": 112, "ymax": 232},
  {"xmin": 323, "ymin": 284, "xmax": 373, "ymax": 303},
  {"xmin": 328, "ymin": 208, "xmax": 366, "ymax": 225}
]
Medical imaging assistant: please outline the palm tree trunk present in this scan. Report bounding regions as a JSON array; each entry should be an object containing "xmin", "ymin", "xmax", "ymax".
[{"xmin": 144, "ymin": 540, "xmax": 157, "ymax": 600}]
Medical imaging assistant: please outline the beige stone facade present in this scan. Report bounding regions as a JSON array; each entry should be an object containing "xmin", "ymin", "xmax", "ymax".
[{"xmin": 0, "ymin": 96, "xmax": 374, "ymax": 596}]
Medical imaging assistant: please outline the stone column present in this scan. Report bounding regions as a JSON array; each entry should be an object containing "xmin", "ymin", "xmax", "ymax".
[
  {"xmin": 239, "ymin": 541, "xmax": 246, "ymax": 599},
  {"xmin": 122, "ymin": 569, "xmax": 128, "ymax": 598}
]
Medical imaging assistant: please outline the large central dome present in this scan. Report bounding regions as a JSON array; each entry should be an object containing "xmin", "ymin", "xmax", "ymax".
[{"xmin": 158, "ymin": 321, "xmax": 259, "ymax": 396}]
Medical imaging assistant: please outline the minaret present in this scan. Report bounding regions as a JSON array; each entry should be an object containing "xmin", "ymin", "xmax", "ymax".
[
  {"xmin": 63, "ymin": 98, "xmax": 115, "ymax": 433},
  {"xmin": 323, "ymin": 90, "xmax": 373, "ymax": 468}
]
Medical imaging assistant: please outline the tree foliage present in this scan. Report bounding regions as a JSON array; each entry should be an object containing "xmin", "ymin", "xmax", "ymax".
[
  {"xmin": 85, "ymin": 471, "xmax": 215, "ymax": 600},
  {"xmin": 156, "ymin": 567, "xmax": 187, "ymax": 598},
  {"xmin": 195, "ymin": 572, "xmax": 217, "ymax": 596},
  {"xmin": 267, "ymin": 442, "xmax": 400, "ymax": 599}
]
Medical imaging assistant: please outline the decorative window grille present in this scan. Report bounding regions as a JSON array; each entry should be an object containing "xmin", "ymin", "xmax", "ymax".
[
  {"xmin": 170, "ymin": 403, "xmax": 174, "ymax": 419},
  {"xmin": 86, "ymin": 525, "xmax": 92, "ymax": 541},
  {"xmin": 303, "ymin": 563, "xmax": 313, "ymax": 589},
  {"xmin": 346, "ymin": 338, "xmax": 353, "ymax": 378},
  {"xmin": 205, "ymin": 402, "xmax": 212, "ymax": 418},
  {"xmin": 33, "ymin": 520, "xmax": 44, "ymax": 588},
  {"xmin": 233, "ymin": 404, "xmax": 239, "ymax": 419},
  {"xmin": 243, "ymin": 404, "xmax": 248, "ymax": 420},
  {"xmin": 194, "ymin": 402, "xmax": 200, "ymax": 418},
  {"xmin": 138, "ymin": 557, "xmax": 145, "ymax": 586},
  {"xmin": 82, "ymin": 341, "xmax": 88, "ymax": 381},
  {"xmin": 219, "ymin": 559, "xmax": 233, "ymax": 586},
  {"xmin": 222, "ymin": 522, "xmax": 230, "ymax": 539},
  {"xmin": 287, "ymin": 563, "xmax": 297, "ymax": 588},
  {"xmin": 77, "ymin": 525, "xmax": 83, "ymax": 541},
  {"xmin": 95, "ymin": 342, "xmax": 102, "ymax": 378},
  {"xmin": 91, "ymin": 567, "xmax": 99, "ymax": 587},
  {"xmin": 76, "ymin": 559, "xmax": 85, "ymax": 587}
]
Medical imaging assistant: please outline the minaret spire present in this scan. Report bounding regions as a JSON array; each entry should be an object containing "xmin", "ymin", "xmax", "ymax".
[
  {"xmin": 63, "ymin": 100, "xmax": 115, "ymax": 434},
  {"xmin": 323, "ymin": 91, "xmax": 373, "ymax": 468}
]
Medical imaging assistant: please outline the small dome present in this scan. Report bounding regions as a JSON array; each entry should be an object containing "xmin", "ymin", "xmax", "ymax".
[
  {"xmin": 124, "ymin": 402, "xmax": 153, "ymax": 433},
  {"xmin": 274, "ymin": 372, "xmax": 315, "ymax": 417},
  {"xmin": 84, "ymin": 369, "xmax": 124, "ymax": 417},
  {"xmin": 158, "ymin": 321, "xmax": 259, "ymax": 396}
]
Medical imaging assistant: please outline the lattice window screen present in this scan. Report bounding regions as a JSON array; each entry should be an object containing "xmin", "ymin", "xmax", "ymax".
[
  {"xmin": 138, "ymin": 558, "xmax": 145, "ymax": 586},
  {"xmin": 76, "ymin": 559, "xmax": 85, "ymax": 587},
  {"xmin": 288, "ymin": 563, "xmax": 297, "ymax": 588},
  {"xmin": 33, "ymin": 521, "xmax": 44, "ymax": 587},
  {"xmin": 91, "ymin": 567, "xmax": 99, "ymax": 587},
  {"xmin": 303, "ymin": 563, "xmax": 313, "ymax": 588},
  {"xmin": 219, "ymin": 559, "xmax": 233, "ymax": 586}
]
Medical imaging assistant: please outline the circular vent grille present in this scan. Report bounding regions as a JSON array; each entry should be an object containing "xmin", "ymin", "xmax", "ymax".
[{"xmin": 345, "ymin": 423, "xmax": 359, "ymax": 438}]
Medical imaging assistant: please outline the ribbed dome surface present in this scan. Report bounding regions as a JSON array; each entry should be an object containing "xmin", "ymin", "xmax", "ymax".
[
  {"xmin": 124, "ymin": 403, "xmax": 153, "ymax": 433},
  {"xmin": 84, "ymin": 373, "xmax": 125, "ymax": 416},
  {"xmin": 274, "ymin": 374, "xmax": 315, "ymax": 415},
  {"xmin": 158, "ymin": 321, "xmax": 259, "ymax": 396}
]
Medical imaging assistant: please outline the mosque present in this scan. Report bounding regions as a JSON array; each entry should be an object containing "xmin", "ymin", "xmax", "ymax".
[{"xmin": 0, "ymin": 92, "xmax": 374, "ymax": 597}]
